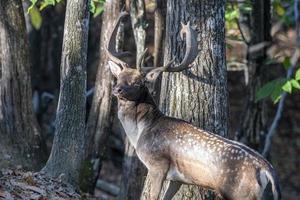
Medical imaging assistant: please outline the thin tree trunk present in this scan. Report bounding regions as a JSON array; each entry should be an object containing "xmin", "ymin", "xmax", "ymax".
[
  {"xmin": 83, "ymin": 0, "xmax": 123, "ymax": 193},
  {"xmin": 150, "ymin": 0, "xmax": 166, "ymax": 103},
  {"xmin": 0, "ymin": 0, "xmax": 47, "ymax": 170},
  {"xmin": 236, "ymin": 0, "xmax": 271, "ymax": 151},
  {"xmin": 142, "ymin": 0, "xmax": 227, "ymax": 199},
  {"xmin": 42, "ymin": 0, "xmax": 90, "ymax": 186},
  {"xmin": 118, "ymin": 1, "xmax": 148, "ymax": 199}
]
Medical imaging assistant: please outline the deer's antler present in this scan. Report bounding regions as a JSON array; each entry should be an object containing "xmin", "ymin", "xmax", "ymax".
[
  {"xmin": 106, "ymin": 11, "xmax": 131, "ymax": 69},
  {"xmin": 141, "ymin": 22, "xmax": 198, "ymax": 74}
]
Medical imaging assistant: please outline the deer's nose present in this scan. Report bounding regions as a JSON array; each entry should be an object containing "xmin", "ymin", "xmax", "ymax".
[{"xmin": 113, "ymin": 86, "xmax": 124, "ymax": 95}]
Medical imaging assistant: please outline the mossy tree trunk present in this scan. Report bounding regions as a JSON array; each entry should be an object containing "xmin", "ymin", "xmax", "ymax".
[
  {"xmin": 142, "ymin": 0, "xmax": 227, "ymax": 199},
  {"xmin": 42, "ymin": 0, "xmax": 90, "ymax": 185},
  {"xmin": 0, "ymin": 0, "xmax": 47, "ymax": 170}
]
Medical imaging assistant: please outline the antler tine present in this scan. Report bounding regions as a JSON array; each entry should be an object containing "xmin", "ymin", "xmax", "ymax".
[
  {"xmin": 167, "ymin": 22, "xmax": 198, "ymax": 72},
  {"xmin": 147, "ymin": 22, "xmax": 198, "ymax": 73},
  {"xmin": 106, "ymin": 11, "xmax": 130, "ymax": 68},
  {"xmin": 142, "ymin": 58, "xmax": 176, "ymax": 74}
]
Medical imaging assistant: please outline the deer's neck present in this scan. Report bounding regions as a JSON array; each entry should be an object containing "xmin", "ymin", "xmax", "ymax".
[{"xmin": 117, "ymin": 91, "xmax": 162, "ymax": 148}]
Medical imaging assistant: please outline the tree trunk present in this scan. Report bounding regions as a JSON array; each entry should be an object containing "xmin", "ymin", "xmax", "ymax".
[
  {"xmin": 0, "ymin": 0, "xmax": 47, "ymax": 170},
  {"xmin": 42, "ymin": 0, "xmax": 90, "ymax": 186},
  {"xmin": 236, "ymin": 0, "xmax": 271, "ymax": 151},
  {"xmin": 118, "ymin": 1, "xmax": 148, "ymax": 199},
  {"xmin": 142, "ymin": 0, "xmax": 227, "ymax": 199},
  {"xmin": 83, "ymin": 0, "xmax": 123, "ymax": 192}
]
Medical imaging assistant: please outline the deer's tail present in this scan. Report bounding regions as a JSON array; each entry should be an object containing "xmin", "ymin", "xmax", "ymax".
[{"xmin": 260, "ymin": 168, "xmax": 281, "ymax": 200}]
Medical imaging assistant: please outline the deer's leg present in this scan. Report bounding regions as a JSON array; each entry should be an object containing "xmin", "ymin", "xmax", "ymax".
[
  {"xmin": 162, "ymin": 181, "xmax": 182, "ymax": 200},
  {"xmin": 148, "ymin": 169, "xmax": 168, "ymax": 200}
]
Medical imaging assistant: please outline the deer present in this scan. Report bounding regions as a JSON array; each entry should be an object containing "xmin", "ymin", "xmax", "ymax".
[{"xmin": 106, "ymin": 12, "xmax": 281, "ymax": 200}]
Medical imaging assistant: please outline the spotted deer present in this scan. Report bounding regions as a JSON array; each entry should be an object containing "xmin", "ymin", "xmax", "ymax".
[{"xmin": 107, "ymin": 12, "xmax": 281, "ymax": 200}]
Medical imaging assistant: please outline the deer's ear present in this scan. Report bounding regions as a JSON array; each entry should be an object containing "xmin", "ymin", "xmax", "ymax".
[
  {"xmin": 145, "ymin": 69, "xmax": 162, "ymax": 83},
  {"xmin": 108, "ymin": 61, "xmax": 122, "ymax": 77}
]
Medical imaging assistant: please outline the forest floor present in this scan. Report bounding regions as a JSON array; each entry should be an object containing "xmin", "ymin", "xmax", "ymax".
[{"xmin": 0, "ymin": 169, "xmax": 81, "ymax": 200}]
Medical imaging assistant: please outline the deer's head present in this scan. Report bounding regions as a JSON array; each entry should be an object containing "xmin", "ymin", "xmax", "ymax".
[{"xmin": 107, "ymin": 12, "xmax": 198, "ymax": 102}]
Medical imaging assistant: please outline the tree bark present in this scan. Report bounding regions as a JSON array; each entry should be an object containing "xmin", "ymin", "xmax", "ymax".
[
  {"xmin": 0, "ymin": 0, "xmax": 47, "ymax": 170},
  {"xmin": 42, "ymin": 0, "xmax": 90, "ymax": 185},
  {"xmin": 83, "ymin": 0, "xmax": 123, "ymax": 192},
  {"xmin": 236, "ymin": 0, "xmax": 271, "ymax": 151},
  {"xmin": 118, "ymin": 1, "xmax": 148, "ymax": 199},
  {"xmin": 142, "ymin": 0, "xmax": 227, "ymax": 199}
]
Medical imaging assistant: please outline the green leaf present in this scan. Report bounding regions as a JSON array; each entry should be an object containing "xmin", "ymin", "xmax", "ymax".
[
  {"xmin": 270, "ymin": 78, "xmax": 286, "ymax": 104},
  {"xmin": 225, "ymin": 9, "xmax": 239, "ymax": 21},
  {"xmin": 256, "ymin": 78, "xmax": 288, "ymax": 103},
  {"xmin": 255, "ymin": 79, "xmax": 278, "ymax": 102},
  {"xmin": 271, "ymin": 91, "xmax": 282, "ymax": 104},
  {"xmin": 89, "ymin": 1, "xmax": 96, "ymax": 13},
  {"xmin": 40, "ymin": 0, "xmax": 56, "ymax": 10},
  {"xmin": 291, "ymin": 79, "xmax": 300, "ymax": 89},
  {"xmin": 28, "ymin": 0, "xmax": 38, "ymax": 13},
  {"xmin": 282, "ymin": 80, "xmax": 292, "ymax": 93},
  {"xmin": 29, "ymin": 6, "xmax": 42, "ymax": 30},
  {"xmin": 296, "ymin": 68, "xmax": 300, "ymax": 81},
  {"xmin": 274, "ymin": 2, "xmax": 285, "ymax": 16},
  {"xmin": 93, "ymin": 5, "xmax": 104, "ymax": 17}
]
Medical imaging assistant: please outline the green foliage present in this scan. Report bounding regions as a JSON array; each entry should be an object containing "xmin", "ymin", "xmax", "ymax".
[
  {"xmin": 256, "ymin": 68, "xmax": 300, "ymax": 104},
  {"xmin": 28, "ymin": 0, "xmax": 38, "ymax": 13},
  {"xmin": 225, "ymin": 4, "xmax": 239, "ymax": 30},
  {"xmin": 39, "ymin": 0, "xmax": 56, "ymax": 10},
  {"xmin": 27, "ymin": 0, "xmax": 64, "ymax": 30},
  {"xmin": 272, "ymin": 0, "xmax": 295, "ymax": 26},
  {"xmin": 291, "ymin": 79, "xmax": 300, "ymax": 89},
  {"xmin": 90, "ymin": 0, "xmax": 105, "ymax": 18},
  {"xmin": 273, "ymin": 0, "xmax": 285, "ymax": 16},
  {"xmin": 27, "ymin": 0, "xmax": 105, "ymax": 30},
  {"xmin": 295, "ymin": 68, "xmax": 300, "ymax": 81},
  {"xmin": 255, "ymin": 78, "xmax": 286, "ymax": 103},
  {"xmin": 282, "ymin": 80, "xmax": 292, "ymax": 93},
  {"xmin": 225, "ymin": 0, "xmax": 251, "ymax": 40},
  {"xmin": 29, "ymin": 6, "xmax": 42, "ymax": 30}
]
